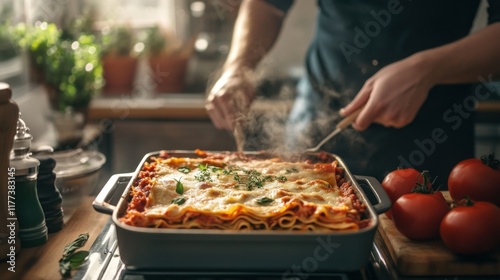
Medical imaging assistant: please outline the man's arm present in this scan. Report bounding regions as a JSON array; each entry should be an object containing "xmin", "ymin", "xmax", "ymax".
[
  {"xmin": 206, "ymin": 0, "xmax": 290, "ymax": 131},
  {"xmin": 424, "ymin": 22, "xmax": 500, "ymax": 83},
  {"xmin": 223, "ymin": 0, "xmax": 288, "ymax": 71},
  {"xmin": 341, "ymin": 22, "xmax": 500, "ymax": 130}
]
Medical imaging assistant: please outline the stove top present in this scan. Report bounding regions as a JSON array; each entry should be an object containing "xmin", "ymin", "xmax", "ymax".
[{"xmin": 72, "ymin": 219, "xmax": 376, "ymax": 280}]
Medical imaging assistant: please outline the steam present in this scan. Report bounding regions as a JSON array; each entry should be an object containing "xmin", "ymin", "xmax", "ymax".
[
  {"xmin": 242, "ymin": 95, "xmax": 291, "ymax": 153},
  {"xmin": 240, "ymin": 83, "xmax": 374, "ymax": 174}
]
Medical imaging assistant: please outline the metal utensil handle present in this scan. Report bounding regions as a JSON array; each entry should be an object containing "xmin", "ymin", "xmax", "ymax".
[
  {"xmin": 93, "ymin": 173, "xmax": 134, "ymax": 215},
  {"xmin": 336, "ymin": 106, "xmax": 364, "ymax": 130},
  {"xmin": 354, "ymin": 175, "xmax": 392, "ymax": 214}
]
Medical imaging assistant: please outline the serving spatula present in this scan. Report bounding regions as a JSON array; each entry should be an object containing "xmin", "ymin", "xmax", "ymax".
[{"xmin": 304, "ymin": 106, "xmax": 364, "ymax": 153}]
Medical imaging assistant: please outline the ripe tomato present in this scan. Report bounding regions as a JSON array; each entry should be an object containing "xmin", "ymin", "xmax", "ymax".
[
  {"xmin": 440, "ymin": 200, "xmax": 500, "ymax": 255},
  {"xmin": 382, "ymin": 168, "xmax": 423, "ymax": 219},
  {"xmin": 392, "ymin": 191, "xmax": 449, "ymax": 240},
  {"xmin": 391, "ymin": 171, "xmax": 449, "ymax": 240},
  {"xmin": 448, "ymin": 154, "xmax": 500, "ymax": 206}
]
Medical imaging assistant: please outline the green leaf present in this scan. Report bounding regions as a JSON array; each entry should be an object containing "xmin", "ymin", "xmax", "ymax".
[
  {"xmin": 68, "ymin": 251, "xmax": 89, "ymax": 269},
  {"xmin": 211, "ymin": 166, "xmax": 222, "ymax": 172},
  {"xmin": 178, "ymin": 166, "xmax": 191, "ymax": 174},
  {"xmin": 286, "ymin": 168, "xmax": 299, "ymax": 174},
  {"xmin": 61, "ymin": 233, "xmax": 89, "ymax": 260},
  {"xmin": 256, "ymin": 197, "xmax": 274, "ymax": 205},
  {"xmin": 274, "ymin": 175, "xmax": 287, "ymax": 182},
  {"xmin": 198, "ymin": 163, "xmax": 208, "ymax": 171},
  {"xmin": 172, "ymin": 197, "xmax": 186, "ymax": 205},
  {"xmin": 175, "ymin": 178, "xmax": 184, "ymax": 194},
  {"xmin": 59, "ymin": 233, "xmax": 89, "ymax": 278}
]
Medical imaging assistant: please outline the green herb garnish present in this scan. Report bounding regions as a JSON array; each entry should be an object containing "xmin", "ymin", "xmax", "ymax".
[
  {"xmin": 175, "ymin": 178, "xmax": 184, "ymax": 194},
  {"xmin": 256, "ymin": 197, "xmax": 274, "ymax": 205},
  {"xmin": 172, "ymin": 197, "xmax": 186, "ymax": 205},
  {"xmin": 59, "ymin": 233, "xmax": 89, "ymax": 278},
  {"xmin": 198, "ymin": 163, "xmax": 208, "ymax": 171},
  {"xmin": 193, "ymin": 163, "xmax": 287, "ymax": 190},
  {"xmin": 211, "ymin": 166, "xmax": 222, "ymax": 172},
  {"xmin": 178, "ymin": 166, "xmax": 191, "ymax": 174},
  {"xmin": 275, "ymin": 175, "xmax": 287, "ymax": 182},
  {"xmin": 286, "ymin": 168, "xmax": 299, "ymax": 174},
  {"xmin": 195, "ymin": 164, "xmax": 213, "ymax": 182}
]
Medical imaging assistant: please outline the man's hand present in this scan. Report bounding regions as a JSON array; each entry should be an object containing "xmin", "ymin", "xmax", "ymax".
[
  {"xmin": 340, "ymin": 54, "xmax": 435, "ymax": 130},
  {"xmin": 205, "ymin": 69, "xmax": 256, "ymax": 131},
  {"xmin": 204, "ymin": 0, "xmax": 287, "ymax": 131},
  {"xmin": 342, "ymin": 22, "xmax": 500, "ymax": 131}
]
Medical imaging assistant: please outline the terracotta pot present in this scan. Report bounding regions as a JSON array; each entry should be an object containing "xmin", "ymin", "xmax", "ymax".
[
  {"xmin": 102, "ymin": 54, "xmax": 138, "ymax": 94},
  {"xmin": 148, "ymin": 54, "xmax": 189, "ymax": 93}
]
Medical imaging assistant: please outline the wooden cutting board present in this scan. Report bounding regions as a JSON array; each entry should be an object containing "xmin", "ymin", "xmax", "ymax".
[{"xmin": 377, "ymin": 194, "xmax": 500, "ymax": 276}]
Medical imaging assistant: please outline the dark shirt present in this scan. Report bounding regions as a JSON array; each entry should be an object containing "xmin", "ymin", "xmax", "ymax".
[
  {"xmin": 263, "ymin": 0, "xmax": 500, "ymax": 186},
  {"xmin": 267, "ymin": 0, "xmax": 499, "ymax": 93}
]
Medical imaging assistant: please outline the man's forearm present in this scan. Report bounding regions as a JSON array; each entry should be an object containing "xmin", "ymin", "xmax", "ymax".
[
  {"xmin": 223, "ymin": 0, "xmax": 287, "ymax": 72},
  {"xmin": 419, "ymin": 22, "xmax": 500, "ymax": 85}
]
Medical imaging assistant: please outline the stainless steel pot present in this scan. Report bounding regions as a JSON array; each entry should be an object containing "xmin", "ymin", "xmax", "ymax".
[{"xmin": 93, "ymin": 150, "xmax": 391, "ymax": 273}]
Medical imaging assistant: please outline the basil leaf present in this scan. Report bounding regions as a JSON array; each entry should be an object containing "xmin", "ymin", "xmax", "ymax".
[
  {"xmin": 175, "ymin": 178, "xmax": 184, "ymax": 194},
  {"xmin": 59, "ymin": 233, "xmax": 90, "ymax": 278},
  {"xmin": 172, "ymin": 197, "xmax": 186, "ymax": 205},
  {"xmin": 178, "ymin": 166, "xmax": 191, "ymax": 174},
  {"xmin": 198, "ymin": 163, "xmax": 208, "ymax": 171},
  {"xmin": 68, "ymin": 251, "xmax": 90, "ymax": 269},
  {"xmin": 61, "ymin": 233, "xmax": 89, "ymax": 260},
  {"xmin": 275, "ymin": 175, "xmax": 287, "ymax": 182},
  {"xmin": 211, "ymin": 166, "xmax": 222, "ymax": 172},
  {"xmin": 256, "ymin": 197, "xmax": 274, "ymax": 205},
  {"xmin": 286, "ymin": 168, "xmax": 299, "ymax": 174}
]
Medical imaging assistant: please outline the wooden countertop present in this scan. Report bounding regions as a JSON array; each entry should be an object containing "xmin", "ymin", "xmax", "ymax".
[
  {"xmin": 87, "ymin": 93, "xmax": 209, "ymax": 121},
  {"xmin": 87, "ymin": 93, "xmax": 294, "ymax": 122},
  {"xmin": 87, "ymin": 93, "xmax": 500, "ymax": 123},
  {"xmin": 0, "ymin": 196, "xmax": 109, "ymax": 280}
]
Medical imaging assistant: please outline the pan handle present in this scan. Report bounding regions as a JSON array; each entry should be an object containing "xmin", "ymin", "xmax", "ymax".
[
  {"xmin": 354, "ymin": 175, "xmax": 391, "ymax": 215},
  {"xmin": 92, "ymin": 173, "xmax": 134, "ymax": 215}
]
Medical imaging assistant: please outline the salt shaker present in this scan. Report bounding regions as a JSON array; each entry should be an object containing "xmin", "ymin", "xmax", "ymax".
[{"xmin": 9, "ymin": 114, "xmax": 48, "ymax": 247}]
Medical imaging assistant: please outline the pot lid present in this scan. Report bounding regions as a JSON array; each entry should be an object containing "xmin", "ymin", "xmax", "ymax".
[{"xmin": 52, "ymin": 149, "xmax": 106, "ymax": 178}]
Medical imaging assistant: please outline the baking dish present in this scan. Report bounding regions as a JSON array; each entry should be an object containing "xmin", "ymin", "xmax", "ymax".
[{"xmin": 93, "ymin": 150, "xmax": 391, "ymax": 272}]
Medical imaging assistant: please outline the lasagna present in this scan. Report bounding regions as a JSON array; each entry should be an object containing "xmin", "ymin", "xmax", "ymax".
[{"xmin": 120, "ymin": 150, "xmax": 369, "ymax": 231}]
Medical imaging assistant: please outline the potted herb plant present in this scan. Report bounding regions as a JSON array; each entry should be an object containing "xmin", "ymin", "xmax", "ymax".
[
  {"xmin": 15, "ymin": 22, "xmax": 103, "ymax": 147},
  {"xmin": 142, "ymin": 26, "xmax": 193, "ymax": 93},
  {"xmin": 101, "ymin": 25, "xmax": 139, "ymax": 94},
  {"xmin": 15, "ymin": 22, "xmax": 103, "ymax": 112},
  {"xmin": 14, "ymin": 22, "xmax": 60, "ymax": 83}
]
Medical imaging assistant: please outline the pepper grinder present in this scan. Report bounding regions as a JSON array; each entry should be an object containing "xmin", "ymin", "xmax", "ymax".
[
  {"xmin": 0, "ymin": 83, "xmax": 20, "ymax": 259},
  {"xmin": 33, "ymin": 146, "xmax": 64, "ymax": 233},
  {"xmin": 9, "ymin": 113, "xmax": 48, "ymax": 248}
]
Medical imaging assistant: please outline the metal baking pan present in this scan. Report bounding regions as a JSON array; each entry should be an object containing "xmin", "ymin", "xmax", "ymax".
[{"xmin": 93, "ymin": 150, "xmax": 391, "ymax": 273}]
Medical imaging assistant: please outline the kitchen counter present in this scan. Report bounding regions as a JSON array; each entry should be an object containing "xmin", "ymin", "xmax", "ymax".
[
  {"xmin": 87, "ymin": 93, "xmax": 500, "ymax": 122},
  {"xmin": 87, "ymin": 93, "xmax": 210, "ymax": 121},
  {"xmin": 87, "ymin": 93, "xmax": 290, "ymax": 122},
  {"xmin": 0, "ymin": 196, "xmax": 109, "ymax": 280}
]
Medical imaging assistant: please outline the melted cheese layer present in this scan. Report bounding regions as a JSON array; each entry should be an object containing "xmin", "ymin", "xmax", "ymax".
[{"xmin": 121, "ymin": 154, "xmax": 365, "ymax": 231}]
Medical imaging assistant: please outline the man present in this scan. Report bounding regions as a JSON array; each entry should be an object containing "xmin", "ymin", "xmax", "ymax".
[{"xmin": 205, "ymin": 0, "xmax": 500, "ymax": 186}]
